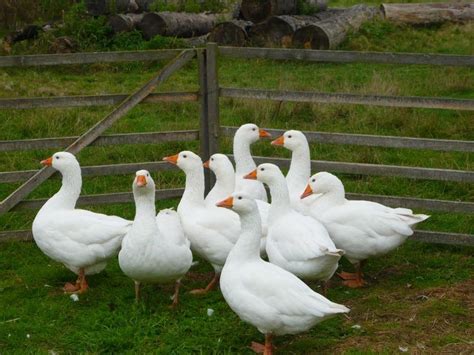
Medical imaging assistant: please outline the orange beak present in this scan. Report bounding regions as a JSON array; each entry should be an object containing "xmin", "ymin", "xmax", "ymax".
[
  {"xmin": 271, "ymin": 135, "xmax": 285, "ymax": 146},
  {"xmin": 163, "ymin": 154, "xmax": 179, "ymax": 165},
  {"xmin": 259, "ymin": 129, "xmax": 271, "ymax": 138},
  {"xmin": 203, "ymin": 160, "xmax": 210, "ymax": 168},
  {"xmin": 300, "ymin": 184, "xmax": 313, "ymax": 199},
  {"xmin": 136, "ymin": 175, "xmax": 147, "ymax": 187},
  {"xmin": 244, "ymin": 169, "xmax": 257, "ymax": 180},
  {"xmin": 40, "ymin": 157, "xmax": 53, "ymax": 167},
  {"xmin": 216, "ymin": 196, "xmax": 233, "ymax": 209}
]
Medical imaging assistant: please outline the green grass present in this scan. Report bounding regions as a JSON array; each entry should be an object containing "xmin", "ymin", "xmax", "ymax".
[{"xmin": 0, "ymin": 8, "xmax": 473, "ymax": 354}]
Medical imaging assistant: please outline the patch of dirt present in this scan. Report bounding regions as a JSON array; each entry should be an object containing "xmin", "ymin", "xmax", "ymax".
[{"xmin": 331, "ymin": 279, "xmax": 473, "ymax": 353}]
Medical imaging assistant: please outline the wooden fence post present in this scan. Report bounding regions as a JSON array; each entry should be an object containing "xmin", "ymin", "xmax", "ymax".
[
  {"xmin": 206, "ymin": 43, "xmax": 220, "ymax": 159},
  {"xmin": 198, "ymin": 49, "xmax": 211, "ymax": 193}
]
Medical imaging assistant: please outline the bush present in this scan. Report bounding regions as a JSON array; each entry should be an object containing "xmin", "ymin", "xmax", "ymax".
[{"xmin": 58, "ymin": 2, "xmax": 112, "ymax": 50}]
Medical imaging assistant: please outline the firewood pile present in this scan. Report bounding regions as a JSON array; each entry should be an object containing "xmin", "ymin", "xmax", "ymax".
[{"xmin": 3, "ymin": 0, "xmax": 473, "ymax": 53}]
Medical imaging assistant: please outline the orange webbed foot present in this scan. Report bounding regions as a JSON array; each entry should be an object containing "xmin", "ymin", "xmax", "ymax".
[
  {"xmin": 63, "ymin": 282, "xmax": 80, "ymax": 293},
  {"xmin": 342, "ymin": 278, "xmax": 366, "ymax": 288},
  {"xmin": 338, "ymin": 271, "xmax": 357, "ymax": 280},
  {"xmin": 250, "ymin": 342, "xmax": 266, "ymax": 353}
]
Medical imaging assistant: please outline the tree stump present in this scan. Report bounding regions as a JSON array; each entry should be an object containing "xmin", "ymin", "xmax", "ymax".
[
  {"xmin": 209, "ymin": 20, "xmax": 254, "ymax": 46},
  {"xmin": 293, "ymin": 5, "xmax": 379, "ymax": 50}
]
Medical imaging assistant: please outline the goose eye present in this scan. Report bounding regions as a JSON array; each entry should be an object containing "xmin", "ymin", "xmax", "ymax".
[
  {"xmin": 260, "ymin": 168, "xmax": 265, "ymax": 171},
  {"xmin": 312, "ymin": 179, "xmax": 315, "ymax": 182},
  {"xmin": 252, "ymin": 128, "xmax": 256, "ymax": 131},
  {"xmin": 211, "ymin": 158, "xmax": 214, "ymax": 161},
  {"xmin": 147, "ymin": 174, "xmax": 149, "ymax": 177},
  {"xmin": 288, "ymin": 135, "xmax": 292, "ymax": 138},
  {"xmin": 55, "ymin": 156, "xmax": 59, "ymax": 159},
  {"xmin": 238, "ymin": 196, "xmax": 242, "ymax": 200},
  {"xmin": 183, "ymin": 154, "xmax": 187, "ymax": 158}
]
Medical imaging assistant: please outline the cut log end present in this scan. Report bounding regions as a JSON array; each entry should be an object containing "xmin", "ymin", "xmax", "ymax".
[
  {"xmin": 138, "ymin": 12, "xmax": 166, "ymax": 40},
  {"xmin": 209, "ymin": 21, "xmax": 252, "ymax": 46},
  {"xmin": 293, "ymin": 25, "xmax": 329, "ymax": 50}
]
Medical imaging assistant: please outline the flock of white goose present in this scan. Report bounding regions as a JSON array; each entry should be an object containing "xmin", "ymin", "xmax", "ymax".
[{"xmin": 32, "ymin": 123, "xmax": 429, "ymax": 353}]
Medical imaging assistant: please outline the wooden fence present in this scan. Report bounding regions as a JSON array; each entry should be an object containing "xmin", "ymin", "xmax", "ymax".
[{"xmin": 0, "ymin": 44, "xmax": 473, "ymax": 246}]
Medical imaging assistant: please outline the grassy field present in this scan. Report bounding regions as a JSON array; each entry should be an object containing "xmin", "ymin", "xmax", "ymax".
[{"xmin": 0, "ymin": 3, "xmax": 473, "ymax": 354}]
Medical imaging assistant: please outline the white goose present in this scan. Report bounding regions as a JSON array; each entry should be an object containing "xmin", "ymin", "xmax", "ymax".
[
  {"xmin": 217, "ymin": 194, "xmax": 349, "ymax": 354},
  {"xmin": 32, "ymin": 152, "xmax": 131, "ymax": 293},
  {"xmin": 302, "ymin": 172, "xmax": 430, "ymax": 287},
  {"xmin": 118, "ymin": 170, "xmax": 192, "ymax": 305},
  {"xmin": 245, "ymin": 164, "xmax": 344, "ymax": 290},
  {"xmin": 163, "ymin": 151, "xmax": 240, "ymax": 294},
  {"xmin": 234, "ymin": 123, "xmax": 271, "ymax": 202},
  {"xmin": 204, "ymin": 153, "xmax": 270, "ymax": 253},
  {"xmin": 271, "ymin": 130, "xmax": 316, "ymax": 213}
]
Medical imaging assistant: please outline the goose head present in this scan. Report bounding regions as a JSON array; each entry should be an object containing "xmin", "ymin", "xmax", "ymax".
[
  {"xmin": 271, "ymin": 130, "xmax": 308, "ymax": 152},
  {"xmin": 243, "ymin": 163, "xmax": 283, "ymax": 185},
  {"xmin": 234, "ymin": 123, "xmax": 271, "ymax": 145},
  {"xmin": 163, "ymin": 150, "xmax": 202, "ymax": 173},
  {"xmin": 40, "ymin": 151, "xmax": 80, "ymax": 172},
  {"xmin": 203, "ymin": 153, "xmax": 234, "ymax": 176},
  {"xmin": 133, "ymin": 169, "xmax": 155, "ymax": 194},
  {"xmin": 216, "ymin": 192, "xmax": 257, "ymax": 215},
  {"xmin": 301, "ymin": 172, "xmax": 343, "ymax": 199}
]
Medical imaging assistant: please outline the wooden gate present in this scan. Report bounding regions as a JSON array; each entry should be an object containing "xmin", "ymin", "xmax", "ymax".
[{"xmin": 0, "ymin": 44, "xmax": 473, "ymax": 246}]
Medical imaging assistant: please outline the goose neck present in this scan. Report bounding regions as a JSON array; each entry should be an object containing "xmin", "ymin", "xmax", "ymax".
[
  {"xmin": 134, "ymin": 191, "xmax": 157, "ymax": 223},
  {"xmin": 45, "ymin": 164, "xmax": 82, "ymax": 210},
  {"xmin": 234, "ymin": 138, "xmax": 255, "ymax": 174},
  {"xmin": 267, "ymin": 175, "xmax": 292, "ymax": 216},
  {"xmin": 227, "ymin": 210, "xmax": 262, "ymax": 263},
  {"xmin": 287, "ymin": 144, "xmax": 311, "ymax": 190},
  {"xmin": 214, "ymin": 167, "xmax": 235, "ymax": 193},
  {"xmin": 182, "ymin": 166, "xmax": 205, "ymax": 205}
]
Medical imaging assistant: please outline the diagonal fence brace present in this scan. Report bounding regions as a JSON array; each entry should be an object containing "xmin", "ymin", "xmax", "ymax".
[{"xmin": 0, "ymin": 49, "xmax": 196, "ymax": 215}]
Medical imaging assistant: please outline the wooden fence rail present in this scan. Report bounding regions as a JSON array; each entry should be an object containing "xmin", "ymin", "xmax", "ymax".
[
  {"xmin": 220, "ymin": 87, "xmax": 474, "ymax": 111},
  {"xmin": 221, "ymin": 126, "xmax": 474, "ymax": 153},
  {"xmin": 0, "ymin": 130, "xmax": 199, "ymax": 152},
  {"xmin": 0, "ymin": 49, "xmax": 182, "ymax": 67},
  {"xmin": 0, "ymin": 92, "xmax": 198, "ymax": 109},
  {"xmin": 219, "ymin": 47, "xmax": 474, "ymax": 66},
  {"xmin": 2, "ymin": 47, "xmax": 472, "ymax": 68},
  {"xmin": 249, "ymin": 156, "xmax": 474, "ymax": 183}
]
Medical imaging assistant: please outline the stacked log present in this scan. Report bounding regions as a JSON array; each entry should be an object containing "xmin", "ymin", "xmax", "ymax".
[
  {"xmin": 381, "ymin": 3, "xmax": 474, "ymax": 25},
  {"xmin": 138, "ymin": 12, "xmax": 219, "ymax": 40},
  {"xmin": 249, "ymin": 10, "xmax": 342, "ymax": 48},
  {"xmin": 108, "ymin": 13, "xmax": 145, "ymax": 33},
  {"xmin": 208, "ymin": 20, "xmax": 254, "ymax": 46},
  {"xmin": 292, "ymin": 5, "xmax": 378, "ymax": 49},
  {"xmin": 241, "ymin": 0, "xmax": 298, "ymax": 23}
]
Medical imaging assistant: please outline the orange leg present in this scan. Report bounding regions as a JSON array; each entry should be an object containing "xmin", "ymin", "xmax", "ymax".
[
  {"xmin": 250, "ymin": 334, "xmax": 274, "ymax": 354},
  {"xmin": 320, "ymin": 281, "xmax": 329, "ymax": 296},
  {"xmin": 64, "ymin": 268, "xmax": 88, "ymax": 294},
  {"xmin": 342, "ymin": 262, "xmax": 366, "ymax": 288},
  {"xmin": 134, "ymin": 281, "xmax": 141, "ymax": 302},
  {"xmin": 190, "ymin": 273, "xmax": 219, "ymax": 295},
  {"xmin": 169, "ymin": 280, "xmax": 181, "ymax": 309}
]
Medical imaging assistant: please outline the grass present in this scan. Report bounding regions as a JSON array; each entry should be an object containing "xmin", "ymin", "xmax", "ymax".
[{"xmin": 0, "ymin": 5, "xmax": 473, "ymax": 354}]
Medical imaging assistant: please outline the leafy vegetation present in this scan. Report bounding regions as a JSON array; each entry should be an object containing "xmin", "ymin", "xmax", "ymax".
[{"xmin": 0, "ymin": 0, "xmax": 473, "ymax": 353}]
